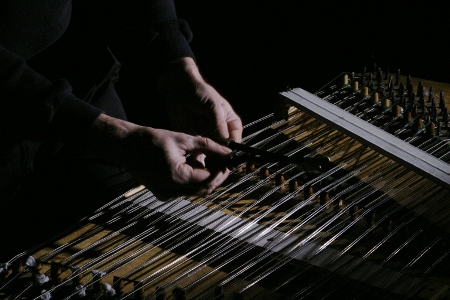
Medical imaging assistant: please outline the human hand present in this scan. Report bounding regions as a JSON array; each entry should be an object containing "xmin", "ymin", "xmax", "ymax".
[
  {"xmin": 157, "ymin": 57, "xmax": 243, "ymax": 143},
  {"xmin": 90, "ymin": 114, "xmax": 232, "ymax": 200}
]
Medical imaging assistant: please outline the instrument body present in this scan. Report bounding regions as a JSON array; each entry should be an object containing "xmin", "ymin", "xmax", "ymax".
[{"xmin": 1, "ymin": 70, "xmax": 449, "ymax": 300}]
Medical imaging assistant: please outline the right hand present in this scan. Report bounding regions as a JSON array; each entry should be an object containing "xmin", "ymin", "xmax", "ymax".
[
  {"xmin": 157, "ymin": 57, "xmax": 243, "ymax": 143},
  {"xmin": 89, "ymin": 114, "xmax": 232, "ymax": 200}
]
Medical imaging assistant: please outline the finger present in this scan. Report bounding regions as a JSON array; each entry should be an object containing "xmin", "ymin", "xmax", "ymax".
[
  {"xmin": 214, "ymin": 109, "xmax": 230, "ymax": 142},
  {"xmin": 190, "ymin": 136, "xmax": 232, "ymax": 157},
  {"xmin": 196, "ymin": 168, "xmax": 230, "ymax": 195},
  {"xmin": 227, "ymin": 117, "xmax": 243, "ymax": 143},
  {"xmin": 187, "ymin": 153, "xmax": 206, "ymax": 169},
  {"xmin": 176, "ymin": 162, "xmax": 212, "ymax": 184},
  {"xmin": 177, "ymin": 161, "xmax": 229, "ymax": 189},
  {"xmin": 151, "ymin": 163, "xmax": 229, "ymax": 200}
]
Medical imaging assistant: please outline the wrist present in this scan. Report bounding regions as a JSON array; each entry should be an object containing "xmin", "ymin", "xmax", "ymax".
[
  {"xmin": 88, "ymin": 114, "xmax": 138, "ymax": 165},
  {"xmin": 157, "ymin": 57, "xmax": 204, "ymax": 97},
  {"xmin": 172, "ymin": 57, "xmax": 201, "ymax": 79}
]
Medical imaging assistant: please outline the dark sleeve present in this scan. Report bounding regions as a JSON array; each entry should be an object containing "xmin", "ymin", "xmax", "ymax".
[
  {"xmin": 144, "ymin": 0, "xmax": 195, "ymax": 63},
  {"xmin": 0, "ymin": 45, "xmax": 102, "ymax": 142},
  {"xmin": 107, "ymin": 0, "xmax": 195, "ymax": 69}
]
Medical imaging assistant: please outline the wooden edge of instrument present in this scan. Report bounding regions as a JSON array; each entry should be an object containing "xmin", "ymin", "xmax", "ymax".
[{"xmin": 279, "ymin": 88, "xmax": 450, "ymax": 190}]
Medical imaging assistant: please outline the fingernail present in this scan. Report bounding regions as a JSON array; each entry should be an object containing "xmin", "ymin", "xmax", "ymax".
[{"xmin": 221, "ymin": 146, "xmax": 232, "ymax": 154}]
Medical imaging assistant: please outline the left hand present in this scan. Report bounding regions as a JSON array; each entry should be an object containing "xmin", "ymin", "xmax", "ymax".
[
  {"xmin": 88, "ymin": 114, "xmax": 232, "ymax": 200},
  {"xmin": 157, "ymin": 57, "xmax": 243, "ymax": 143}
]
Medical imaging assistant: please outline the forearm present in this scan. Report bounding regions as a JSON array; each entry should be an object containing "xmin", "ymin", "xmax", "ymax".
[
  {"xmin": 88, "ymin": 113, "xmax": 139, "ymax": 166},
  {"xmin": 0, "ymin": 45, "xmax": 102, "ymax": 141}
]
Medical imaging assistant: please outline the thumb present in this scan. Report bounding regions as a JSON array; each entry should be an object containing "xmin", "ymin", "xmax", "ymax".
[
  {"xmin": 191, "ymin": 136, "xmax": 232, "ymax": 157},
  {"xmin": 213, "ymin": 110, "xmax": 231, "ymax": 142}
]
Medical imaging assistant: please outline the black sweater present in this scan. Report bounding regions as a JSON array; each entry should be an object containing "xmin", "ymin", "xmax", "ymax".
[{"xmin": 0, "ymin": 0, "xmax": 194, "ymax": 142}]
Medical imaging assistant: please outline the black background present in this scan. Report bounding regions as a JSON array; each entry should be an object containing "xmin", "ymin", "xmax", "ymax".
[
  {"xmin": 34, "ymin": 1, "xmax": 450, "ymax": 127},
  {"xmin": 173, "ymin": 1, "xmax": 450, "ymax": 125}
]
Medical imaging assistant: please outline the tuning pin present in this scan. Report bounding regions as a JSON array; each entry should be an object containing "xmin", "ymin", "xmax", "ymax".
[
  {"xmin": 439, "ymin": 91, "xmax": 446, "ymax": 109},
  {"xmin": 385, "ymin": 66, "xmax": 390, "ymax": 80},
  {"xmin": 407, "ymin": 82, "xmax": 414, "ymax": 98},
  {"xmin": 349, "ymin": 205, "xmax": 359, "ymax": 220},
  {"xmin": 389, "ymin": 82, "xmax": 395, "ymax": 97},
  {"xmin": 414, "ymin": 117, "xmax": 424, "ymax": 130},
  {"xmin": 51, "ymin": 262, "xmax": 63, "ymax": 285},
  {"xmin": 113, "ymin": 277, "xmax": 125, "ymax": 298},
  {"xmin": 320, "ymin": 191, "xmax": 330, "ymax": 206},
  {"xmin": 419, "ymin": 94, "xmax": 426, "ymax": 112},
  {"xmin": 387, "ymin": 218, "xmax": 396, "ymax": 233},
  {"xmin": 377, "ymin": 68, "xmax": 383, "ymax": 83},
  {"xmin": 92, "ymin": 270, "xmax": 107, "ymax": 293},
  {"xmin": 246, "ymin": 162, "xmax": 255, "ymax": 174},
  {"xmin": 431, "ymin": 100, "xmax": 436, "ymax": 115},
  {"xmin": 11, "ymin": 258, "xmax": 24, "ymax": 276},
  {"xmin": 362, "ymin": 86, "xmax": 369, "ymax": 99},
  {"xmin": 71, "ymin": 268, "xmax": 83, "ymax": 287},
  {"xmin": 372, "ymin": 92, "xmax": 379, "ymax": 105},
  {"xmin": 432, "ymin": 105, "xmax": 438, "ymax": 121},
  {"xmin": 304, "ymin": 185, "xmax": 314, "ymax": 199},
  {"xmin": 368, "ymin": 77, "xmax": 374, "ymax": 90},
  {"xmin": 395, "ymin": 69, "xmax": 400, "ymax": 85},
  {"xmin": 365, "ymin": 212, "xmax": 374, "ymax": 228},
  {"xmin": 353, "ymin": 80, "xmax": 359, "ymax": 92},
  {"xmin": 429, "ymin": 86, "xmax": 434, "ymax": 102},
  {"xmin": 400, "ymin": 93, "xmax": 407, "ymax": 108},
  {"xmin": 426, "ymin": 121, "xmax": 436, "ymax": 137},
  {"xmin": 383, "ymin": 98, "xmax": 391, "ymax": 110},
  {"xmin": 404, "ymin": 110, "xmax": 413, "ymax": 123},
  {"xmin": 289, "ymin": 179, "xmax": 299, "ymax": 193},
  {"xmin": 26, "ymin": 258, "xmax": 50, "ymax": 285},
  {"xmin": 343, "ymin": 74, "xmax": 349, "ymax": 86},
  {"xmin": 134, "ymin": 282, "xmax": 145, "ymax": 300},
  {"xmin": 412, "ymin": 103, "xmax": 419, "ymax": 116},
  {"xmin": 409, "ymin": 92, "xmax": 416, "ymax": 108},
  {"xmin": 417, "ymin": 81, "xmax": 423, "ymax": 97},
  {"xmin": 442, "ymin": 107, "xmax": 448, "ymax": 127},
  {"xmin": 0, "ymin": 263, "xmax": 9, "ymax": 281},
  {"xmin": 398, "ymin": 82, "xmax": 405, "ymax": 97},
  {"xmin": 392, "ymin": 104, "xmax": 402, "ymax": 117},
  {"xmin": 361, "ymin": 73, "xmax": 367, "ymax": 86},
  {"xmin": 387, "ymin": 75, "xmax": 393, "ymax": 90},
  {"xmin": 260, "ymin": 167, "xmax": 270, "ymax": 178},
  {"xmin": 275, "ymin": 174, "xmax": 286, "ymax": 190}
]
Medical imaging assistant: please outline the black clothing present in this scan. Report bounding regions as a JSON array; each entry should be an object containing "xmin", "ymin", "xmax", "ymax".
[
  {"xmin": 0, "ymin": 0, "xmax": 194, "ymax": 142},
  {"xmin": 0, "ymin": 0, "xmax": 196, "ymax": 260}
]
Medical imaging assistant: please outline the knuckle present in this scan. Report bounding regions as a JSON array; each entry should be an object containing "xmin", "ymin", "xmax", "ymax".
[
  {"xmin": 198, "ymin": 136, "xmax": 212, "ymax": 149},
  {"xmin": 172, "ymin": 165, "xmax": 192, "ymax": 184}
]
